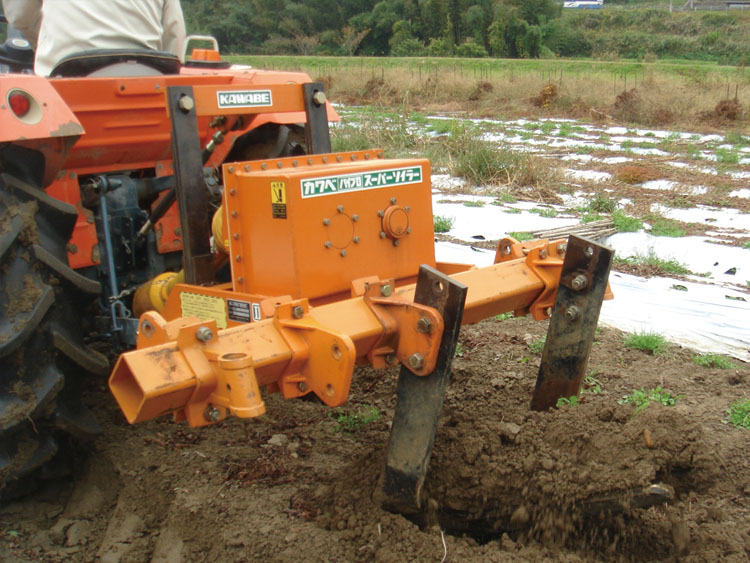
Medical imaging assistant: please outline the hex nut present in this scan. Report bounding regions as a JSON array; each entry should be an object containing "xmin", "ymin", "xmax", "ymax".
[
  {"xmin": 539, "ymin": 249, "xmax": 548, "ymax": 259},
  {"xmin": 565, "ymin": 306, "xmax": 581, "ymax": 322},
  {"xmin": 178, "ymin": 96, "xmax": 194, "ymax": 113},
  {"xmin": 312, "ymin": 91, "xmax": 327, "ymax": 105},
  {"xmin": 557, "ymin": 243, "xmax": 567, "ymax": 255},
  {"xmin": 292, "ymin": 306, "xmax": 304, "ymax": 319},
  {"xmin": 571, "ymin": 274, "xmax": 588, "ymax": 291},
  {"xmin": 204, "ymin": 406, "xmax": 221, "ymax": 422},
  {"xmin": 380, "ymin": 284, "xmax": 392, "ymax": 297},
  {"xmin": 409, "ymin": 353, "xmax": 424, "ymax": 370},
  {"xmin": 195, "ymin": 326, "xmax": 214, "ymax": 342},
  {"xmin": 417, "ymin": 317, "xmax": 432, "ymax": 334}
]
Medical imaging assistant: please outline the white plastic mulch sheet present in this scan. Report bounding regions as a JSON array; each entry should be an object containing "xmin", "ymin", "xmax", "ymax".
[{"xmin": 434, "ymin": 222, "xmax": 750, "ymax": 363}]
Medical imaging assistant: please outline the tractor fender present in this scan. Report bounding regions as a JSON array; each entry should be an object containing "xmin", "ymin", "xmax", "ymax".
[{"xmin": 0, "ymin": 74, "xmax": 84, "ymax": 142}]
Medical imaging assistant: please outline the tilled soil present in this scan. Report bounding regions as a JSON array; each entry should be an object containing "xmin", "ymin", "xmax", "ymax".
[{"xmin": 1, "ymin": 317, "xmax": 748, "ymax": 562}]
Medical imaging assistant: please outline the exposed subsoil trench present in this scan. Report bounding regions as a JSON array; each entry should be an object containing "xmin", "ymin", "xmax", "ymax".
[{"xmin": 1, "ymin": 317, "xmax": 747, "ymax": 562}]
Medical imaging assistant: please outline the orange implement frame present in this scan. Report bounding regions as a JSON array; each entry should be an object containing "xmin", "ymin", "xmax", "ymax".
[{"xmin": 110, "ymin": 238, "xmax": 566, "ymax": 428}]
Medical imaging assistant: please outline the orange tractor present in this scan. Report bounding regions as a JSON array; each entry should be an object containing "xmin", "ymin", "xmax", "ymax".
[{"xmin": 0, "ymin": 28, "xmax": 621, "ymax": 512}]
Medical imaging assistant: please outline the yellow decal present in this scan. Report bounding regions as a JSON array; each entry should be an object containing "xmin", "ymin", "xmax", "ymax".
[
  {"xmin": 271, "ymin": 182, "xmax": 286, "ymax": 204},
  {"xmin": 180, "ymin": 292, "xmax": 227, "ymax": 329}
]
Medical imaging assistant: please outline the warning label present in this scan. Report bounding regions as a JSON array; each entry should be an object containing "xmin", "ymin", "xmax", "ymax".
[
  {"xmin": 227, "ymin": 299, "xmax": 251, "ymax": 323},
  {"xmin": 180, "ymin": 292, "xmax": 227, "ymax": 329},
  {"xmin": 271, "ymin": 181, "xmax": 287, "ymax": 219}
]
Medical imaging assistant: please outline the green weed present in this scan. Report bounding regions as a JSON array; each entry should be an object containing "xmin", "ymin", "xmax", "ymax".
[
  {"xmin": 531, "ymin": 207, "xmax": 558, "ymax": 218},
  {"xmin": 587, "ymin": 194, "xmax": 618, "ymax": 214},
  {"xmin": 556, "ymin": 396, "xmax": 580, "ymax": 408},
  {"xmin": 582, "ymin": 374, "xmax": 603, "ymax": 394},
  {"xmin": 463, "ymin": 200, "xmax": 485, "ymax": 208},
  {"xmin": 693, "ymin": 354, "xmax": 737, "ymax": 369},
  {"xmin": 716, "ymin": 148, "xmax": 739, "ymax": 165},
  {"xmin": 454, "ymin": 342, "xmax": 464, "ymax": 358},
  {"xmin": 727, "ymin": 399, "xmax": 750, "ymax": 429},
  {"xmin": 648, "ymin": 214, "xmax": 686, "ymax": 237},
  {"xmin": 495, "ymin": 312, "xmax": 514, "ymax": 321},
  {"xmin": 503, "ymin": 208, "xmax": 522, "ymax": 214},
  {"xmin": 557, "ymin": 123, "xmax": 573, "ymax": 138},
  {"xmin": 580, "ymin": 212, "xmax": 605, "ymax": 223},
  {"xmin": 329, "ymin": 406, "xmax": 380, "ymax": 433},
  {"xmin": 529, "ymin": 336, "xmax": 546, "ymax": 355},
  {"xmin": 495, "ymin": 192, "xmax": 517, "ymax": 204},
  {"xmin": 612, "ymin": 211, "xmax": 643, "ymax": 232},
  {"xmin": 624, "ymin": 331, "xmax": 669, "ymax": 355},
  {"xmin": 615, "ymin": 253, "xmax": 691, "ymax": 275},
  {"xmin": 433, "ymin": 215, "xmax": 454, "ymax": 233},
  {"xmin": 618, "ymin": 386, "xmax": 679, "ymax": 415},
  {"xmin": 509, "ymin": 231, "xmax": 534, "ymax": 241}
]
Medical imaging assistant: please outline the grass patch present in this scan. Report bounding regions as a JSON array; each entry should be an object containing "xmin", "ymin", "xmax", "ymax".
[
  {"xmin": 586, "ymin": 194, "xmax": 618, "ymax": 214},
  {"xmin": 503, "ymin": 208, "xmax": 522, "ymax": 214},
  {"xmin": 509, "ymin": 231, "xmax": 534, "ymax": 241},
  {"xmin": 612, "ymin": 210, "xmax": 643, "ymax": 232},
  {"xmin": 648, "ymin": 214, "xmax": 686, "ymax": 237},
  {"xmin": 727, "ymin": 399, "xmax": 750, "ymax": 429},
  {"xmin": 618, "ymin": 386, "xmax": 679, "ymax": 415},
  {"xmin": 463, "ymin": 200, "xmax": 485, "ymax": 208},
  {"xmin": 624, "ymin": 330, "xmax": 669, "ymax": 355},
  {"xmin": 494, "ymin": 192, "xmax": 517, "ymax": 204},
  {"xmin": 693, "ymin": 354, "xmax": 737, "ymax": 369},
  {"xmin": 615, "ymin": 252, "xmax": 691, "ymax": 276},
  {"xmin": 328, "ymin": 406, "xmax": 380, "ymax": 433},
  {"xmin": 495, "ymin": 312, "xmax": 514, "ymax": 321},
  {"xmin": 580, "ymin": 212, "xmax": 605, "ymax": 223},
  {"xmin": 433, "ymin": 215, "xmax": 454, "ymax": 233},
  {"xmin": 716, "ymin": 148, "xmax": 739, "ymax": 165},
  {"xmin": 531, "ymin": 207, "xmax": 557, "ymax": 218},
  {"xmin": 529, "ymin": 336, "xmax": 546, "ymax": 355}
]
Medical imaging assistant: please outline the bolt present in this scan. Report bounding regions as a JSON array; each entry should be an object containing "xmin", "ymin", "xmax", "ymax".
[
  {"xmin": 227, "ymin": 166, "xmax": 234, "ymax": 174},
  {"xmin": 178, "ymin": 96, "xmax": 194, "ymax": 113},
  {"xmin": 557, "ymin": 243, "xmax": 567, "ymax": 255},
  {"xmin": 565, "ymin": 306, "xmax": 581, "ymax": 322},
  {"xmin": 233, "ymin": 233, "xmax": 239, "ymax": 240},
  {"xmin": 546, "ymin": 306, "xmax": 553, "ymax": 316},
  {"xmin": 585, "ymin": 246, "xmax": 595, "ymax": 257},
  {"xmin": 417, "ymin": 317, "xmax": 432, "ymax": 334},
  {"xmin": 390, "ymin": 197, "xmax": 397, "ymax": 204},
  {"xmin": 204, "ymin": 406, "xmax": 221, "ymax": 422},
  {"xmin": 324, "ymin": 241, "xmax": 332, "ymax": 248},
  {"xmin": 377, "ymin": 210, "xmax": 384, "ymax": 217},
  {"xmin": 237, "ymin": 277, "xmax": 244, "ymax": 283},
  {"xmin": 352, "ymin": 214, "xmax": 359, "ymax": 222},
  {"xmin": 312, "ymin": 91, "xmax": 327, "ymax": 105},
  {"xmin": 350, "ymin": 154, "xmax": 357, "ymax": 161},
  {"xmin": 539, "ymin": 249, "xmax": 548, "ymax": 259},
  {"xmin": 231, "ymin": 211, "xmax": 238, "ymax": 218},
  {"xmin": 409, "ymin": 353, "xmax": 424, "ymax": 370},
  {"xmin": 277, "ymin": 161, "xmax": 283, "ymax": 168},
  {"xmin": 235, "ymin": 255, "xmax": 241, "ymax": 262},
  {"xmin": 340, "ymin": 249, "xmax": 347, "ymax": 257},
  {"xmin": 380, "ymin": 284, "xmax": 392, "ymax": 297},
  {"xmin": 379, "ymin": 231, "xmax": 386, "ymax": 239},
  {"xmin": 292, "ymin": 160, "xmax": 298, "ymax": 167},
  {"xmin": 393, "ymin": 239, "xmax": 400, "ymax": 247},
  {"xmin": 522, "ymin": 248, "xmax": 530, "ymax": 256},
  {"xmin": 292, "ymin": 305, "xmax": 304, "ymax": 319},
  {"xmin": 298, "ymin": 381, "xmax": 308, "ymax": 392},
  {"xmin": 364, "ymin": 153, "xmax": 370, "ymax": 160},
  {"xmin": 229, "ymin": 189, "xmax": 236, "ymax": 196},
  {"xmin": 244, "ymin": 165, "xmax": 251, "ymax": 172},
  {"xmin": 337, "ymin": 205, "xmax": 344, "ymax": 213},
  {"xmin": 353, "ymin": 236, "xmax": 360, "ymax": 243},
  {"xmin": 323, "ymin": 218, "xmax": 330, "ymax": 226},
  {"xmin": 195, "ymin": 326, "xmax": 214, "ymax": 342},
  {"xmin": 385, "ymin": 353, "xmax": 396, "ymax": 365},
  {"xmin": 571, "ymin": 274, "xmax": 588, "ymax": 291},
  {"xmin": 405, "ymin": 206, "xmax": 411, "ymax": 212},
  {"xmin": 336, "ymin": 155, "xmax": 342, "ymax": 162}
]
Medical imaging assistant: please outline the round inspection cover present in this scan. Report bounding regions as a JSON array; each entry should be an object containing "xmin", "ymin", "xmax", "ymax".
[{"xmin": 382, "ymin": 206, "xmax": 409, "ymax": 239}]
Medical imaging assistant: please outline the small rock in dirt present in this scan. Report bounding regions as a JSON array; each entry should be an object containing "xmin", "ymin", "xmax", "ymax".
[
  {"xmin": 501, "ymin": 532, "xmax": 516, "ymax": 551},
  {"xmin": 498, "ymin": 422, "xmax": 521, "ymax": 442},
  {"xmin": 510, "ymin": 505, "xmax": 530, "ymax": 525},
  {"xmin": 706, "ymin": 506, "xmax": 725, "ymax": 522},
  {"xmin": 267, "ymin": 434, "xmax": 289, "ymax": 447},
  {"xmin": 65, "ymin": 520, "xmax": 91, "ymax": 546},
  {"xmin": 597, "ymin": 406, "xmax": 614, "ymax": 422},
  {"xmin": 287, "ymin": 441, "xmax": 300, "ymax": 452},
  {"xmin": 523, "ymin": 333, "xmax": 534, "ymax": 346},
  {"xmin": 540, "ymin": 457, "xmax": 555, "ymax": 471},
  {"xmin": 490, "ymin": 377, "xmax": 505, "ymax": 389}
]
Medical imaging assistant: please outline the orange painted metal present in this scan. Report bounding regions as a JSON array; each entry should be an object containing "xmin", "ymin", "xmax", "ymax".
[
  {"xmin": 109, "ymin": 240, "xmax": 567, "ymax": 428},
  {"xmin": 2, "ymin": 68, "xmax": 339, "ymax": 269},
  {"xmin": 223, "ymin": 151, "xmax": 435, "ymax": 301}
]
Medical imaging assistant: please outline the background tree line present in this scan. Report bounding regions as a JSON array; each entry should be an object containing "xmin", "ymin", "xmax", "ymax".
[{"xmin": 182, "ymin": 0, "xmax": 749, "ymax": 63}]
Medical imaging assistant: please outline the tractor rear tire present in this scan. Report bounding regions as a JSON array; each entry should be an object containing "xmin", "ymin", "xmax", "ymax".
[{"xmin": 0, "ymin": 172, "xmax": 107, "ymax": 500}]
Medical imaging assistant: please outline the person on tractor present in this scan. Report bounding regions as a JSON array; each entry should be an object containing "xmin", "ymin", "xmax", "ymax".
[{"xmin": 2, "ymin": 0, "xmax": 186, "ymax": 75}]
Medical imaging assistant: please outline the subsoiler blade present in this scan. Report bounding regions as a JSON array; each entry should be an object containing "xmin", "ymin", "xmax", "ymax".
[
  {"xmin": 531, "ymin": 235, "xmax": 614, "ymax": 411},
  {"xmin": 379, "ymin": 265, "xmax": 467, "ymax": 515}
]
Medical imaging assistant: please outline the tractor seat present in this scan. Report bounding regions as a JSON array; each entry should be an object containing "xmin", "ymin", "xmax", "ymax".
[{"xmin": 50, "ymin": 49, "xmax": 181, "ymax": 77}]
